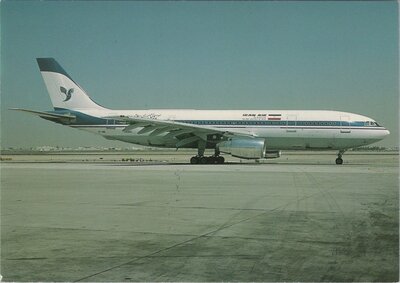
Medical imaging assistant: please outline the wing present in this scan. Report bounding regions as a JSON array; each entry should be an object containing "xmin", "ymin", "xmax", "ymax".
[{"xmin": 107, "ymin": 115, "xmax": 256, "ymax": 148}]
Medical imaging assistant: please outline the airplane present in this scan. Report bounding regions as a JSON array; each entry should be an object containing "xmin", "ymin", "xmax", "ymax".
[{"xmin": 11, "ymin": 58, "xmax": 390, "ymax": 165}]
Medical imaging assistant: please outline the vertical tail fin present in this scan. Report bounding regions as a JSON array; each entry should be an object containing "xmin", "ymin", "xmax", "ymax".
[{"xmin": 36, "ymin": 58, "xmax": 107, "ymax": 110}]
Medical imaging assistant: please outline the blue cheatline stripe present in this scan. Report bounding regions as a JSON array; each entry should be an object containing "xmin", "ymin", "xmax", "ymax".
[
  {"xmin": 175, "ymin": 120, "xmax": 372, "ymax": 127},
  {"xmin": 52, "ymin": 108, "xmax": 110, "ymax": 125},
  {"xmin": 69, "ymin": 125, "xmax": 386, "ymax": 131}
]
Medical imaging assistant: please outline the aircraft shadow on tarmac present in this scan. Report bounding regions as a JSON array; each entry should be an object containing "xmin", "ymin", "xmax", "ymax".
[{"xmin": 107, "ymin": 161, "xmax": 367, "ymax": 167}]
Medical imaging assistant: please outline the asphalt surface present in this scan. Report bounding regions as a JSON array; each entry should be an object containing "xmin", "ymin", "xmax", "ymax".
[{"xmin": 1, "ymin": 153, "xmax": 398, "ymax": 281}]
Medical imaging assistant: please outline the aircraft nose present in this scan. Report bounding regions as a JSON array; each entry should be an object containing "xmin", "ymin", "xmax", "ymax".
[{"xmin": 381, "ymin": 129, "xmax": 390, "ymax": 137}]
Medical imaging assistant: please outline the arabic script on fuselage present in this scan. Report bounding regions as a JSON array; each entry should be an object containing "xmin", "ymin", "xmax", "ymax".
[{"xmin": 132, "ymin": 113, "xmax": 161, "ymax": 120}]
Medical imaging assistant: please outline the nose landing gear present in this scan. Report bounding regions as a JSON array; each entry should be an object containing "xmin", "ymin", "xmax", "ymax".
[{"xmin": 335, "ymin": 150, "xmax": 345, "ymax": 165}]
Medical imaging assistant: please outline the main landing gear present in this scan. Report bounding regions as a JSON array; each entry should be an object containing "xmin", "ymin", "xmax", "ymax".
[
  {"xmin": 190, "ymin": 144, "xmax": 225, "ymax": 164},
  {"xmin": 335, "ymin": 150, "xmax": 345, "ymax": 165},
  {"xmin": 190, "ymin": 155, "xmax": 225, "ymax": 164}
]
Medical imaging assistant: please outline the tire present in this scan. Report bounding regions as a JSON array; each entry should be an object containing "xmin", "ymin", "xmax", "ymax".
[
  {"xmin": 199, "ymin": 157, "xmax": 208, "ymax": 164},
  {"xmin": 217, "ymin": 156, "xmax": 225, "ymax": 164},
  {"xmin": 190, "ymin": 156, "xmax": 199, "ymax": 164},
  {"xmin": 335, "ymin": 158, "xmax": 343, "ymax": 165}
]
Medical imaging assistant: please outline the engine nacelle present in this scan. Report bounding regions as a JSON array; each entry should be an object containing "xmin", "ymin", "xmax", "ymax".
[{"xmin": 217, "ymin": 138, "xmax": 267, "ymax": 159}]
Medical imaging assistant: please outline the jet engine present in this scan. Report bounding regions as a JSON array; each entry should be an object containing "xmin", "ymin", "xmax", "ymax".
[{"xmin": 217, "ymin": 138, "xmax": 267, "ymax": 159}]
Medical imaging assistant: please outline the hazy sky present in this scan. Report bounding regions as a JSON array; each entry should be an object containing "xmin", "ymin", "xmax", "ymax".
[{"xmin": 1, "ymin": 1, "xmax": 398, "ymax": 148}]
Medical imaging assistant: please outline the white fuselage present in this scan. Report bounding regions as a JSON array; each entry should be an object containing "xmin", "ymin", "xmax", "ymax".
[{"xmin": 69, "ymin": 109, "xmax": 389, "ymax": 150}]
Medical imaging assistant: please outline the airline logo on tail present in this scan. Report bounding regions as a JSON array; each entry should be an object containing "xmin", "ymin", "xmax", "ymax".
[{"xmin": 60, "ymin": 87, "xmax": 74, "ymax": 102}]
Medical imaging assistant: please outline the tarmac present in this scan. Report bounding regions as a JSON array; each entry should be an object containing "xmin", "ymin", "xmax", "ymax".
[{"xmin": 1, "ymin": 152, "xmax": 399, "ymax": 281}]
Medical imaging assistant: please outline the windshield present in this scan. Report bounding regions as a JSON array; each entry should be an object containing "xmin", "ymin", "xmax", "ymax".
[{"xmin": 366, "ymin": 121, "xmax": 381, "ymax": 127}]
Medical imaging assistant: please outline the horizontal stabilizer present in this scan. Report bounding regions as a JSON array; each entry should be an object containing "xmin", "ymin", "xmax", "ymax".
[{"xmin": 9, "ymin": 108, "xmax": 76, "ymax": 120}]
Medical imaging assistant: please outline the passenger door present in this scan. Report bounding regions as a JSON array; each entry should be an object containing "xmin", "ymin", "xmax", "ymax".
[
  {"xmin": 286, "ymin": 114, "xmax": 297, "ymax": 132},
  {"xmin": 340, "ymin": 116, "xmax": 351, "ymax": 133}
]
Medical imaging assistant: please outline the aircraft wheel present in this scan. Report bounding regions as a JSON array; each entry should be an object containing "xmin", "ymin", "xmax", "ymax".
[
  {"xmin": 335, "ymin": 157, "xmax": 343, "ymax": 165},
  {"xmin": 190, "ymin": 156, "xmax": 199, "ymax": 164},
  {"xmin": 217, "ymin": 156, "xmax": 225, "ymax": 164},
  {"xmin": 199, "ymin": 157, "xmax": 208, "ymax": 164}
]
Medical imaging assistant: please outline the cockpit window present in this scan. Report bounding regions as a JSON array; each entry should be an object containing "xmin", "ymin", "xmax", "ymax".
[{"xmin": 365, "ymin": 121, "xmax": 381, "ymax": 127}]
